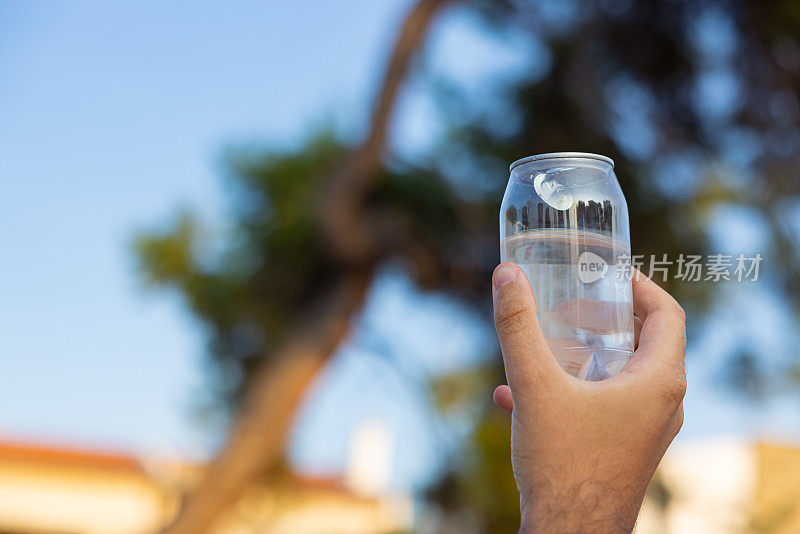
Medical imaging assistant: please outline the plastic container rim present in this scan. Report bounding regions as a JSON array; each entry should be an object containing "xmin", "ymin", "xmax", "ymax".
[{"xmin": 509, "ymin": 152, "xmax": 615, "ymax": 171}]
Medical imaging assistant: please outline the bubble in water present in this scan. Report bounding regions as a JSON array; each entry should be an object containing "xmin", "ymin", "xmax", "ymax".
[{"xmin": 533, "ymin": 168, "xmax": 574, "ymax": 210}]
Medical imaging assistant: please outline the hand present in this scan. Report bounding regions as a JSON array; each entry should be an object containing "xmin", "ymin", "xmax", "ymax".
[{"xmin": 491, "ymin": 263, "xmax": 686, "ymax": 534}]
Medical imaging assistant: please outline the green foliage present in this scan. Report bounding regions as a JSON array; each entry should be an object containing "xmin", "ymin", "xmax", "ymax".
[
  {"xmin": 136, "ymin": 134, "xmax": 348, "ymax": 405},
  {"xmin": 135, "ymin": 0, "xmax": 800, "ymax": 531},
  {"xmin": 419, "ymin": 0, "xmax": 800, "ymax": 526},
  {"xmin": 463, "ymin": 411, "xmax": 521, "ymax": 532}
]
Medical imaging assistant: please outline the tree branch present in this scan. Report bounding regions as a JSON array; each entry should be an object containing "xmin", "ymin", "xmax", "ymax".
[
  {"xmin": 161, "ymin": 272, "xmax": 372, "ymax": 534},
  {"xmin": 321, "ymin": 0, "xmax": 453, "ymax": 265},
  {"xmin": 160, "ymin": 1, "xmax": 453, "ymax": 532}
]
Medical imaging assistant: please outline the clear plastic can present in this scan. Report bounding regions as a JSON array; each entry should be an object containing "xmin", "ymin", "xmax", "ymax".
[{"xmin": 500, "ymin": 153, "xmax": 634, "ymax": 380}]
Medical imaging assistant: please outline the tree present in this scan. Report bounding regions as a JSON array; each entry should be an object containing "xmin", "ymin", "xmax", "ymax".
[{"xmin": 138, "ymin": 0, "xmax": 800, "ymax": 532}]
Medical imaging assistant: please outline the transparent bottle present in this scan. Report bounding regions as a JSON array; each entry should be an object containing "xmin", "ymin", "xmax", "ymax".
[{"xmin": 500, "ymin": 153, "xmax": 634, "ymax": 381}]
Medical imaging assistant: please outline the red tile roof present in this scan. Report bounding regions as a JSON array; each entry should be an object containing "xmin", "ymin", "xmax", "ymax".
[{"xmin": 0, "ymin": 438, "xmax": 143, "ymax": 473}]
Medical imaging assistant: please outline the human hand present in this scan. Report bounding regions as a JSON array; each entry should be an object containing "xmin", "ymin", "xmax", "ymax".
[{"xmin": 491, "ymin": 263, "xmax": 686, "ymax": 534}]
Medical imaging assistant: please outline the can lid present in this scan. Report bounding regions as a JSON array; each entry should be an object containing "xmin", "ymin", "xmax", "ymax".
[{"xmin": 509, "ymin": 152, "xmax": 614, "ymax": 171}]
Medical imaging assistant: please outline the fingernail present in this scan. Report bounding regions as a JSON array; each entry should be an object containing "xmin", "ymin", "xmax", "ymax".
[{"xmin": 493, "ymin": 263, "xmax": 517, "ymax": 289}]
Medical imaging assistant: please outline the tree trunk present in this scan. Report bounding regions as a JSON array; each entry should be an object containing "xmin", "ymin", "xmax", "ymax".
[
  {"xmin": 161, "ymin": 273, "xmax": 372, "ymax": 534},
  {"xmin": 160, "ymin": 1, "xmax": 453, "ymax": 532}
]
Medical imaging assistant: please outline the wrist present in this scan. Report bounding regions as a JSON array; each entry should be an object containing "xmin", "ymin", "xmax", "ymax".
[
  {"xmin": 520, "ymin": 508, "xmax": 635, "ymax": 534},
  {"xmin": 518, "ymin": 480, "xmax": 643, "ymax": 534}
]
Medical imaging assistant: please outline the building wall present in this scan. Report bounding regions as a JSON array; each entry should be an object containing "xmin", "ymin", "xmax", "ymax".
[
  {"xmin": 748, "ymin": 443, "xmax": 800, "ymax": 534},
  {"xmin": 635, "ymin": 440, "xmax": 800, "ymax": 534},
  {"xmin": 0, "ymin": 459, "xmax": 168, "ymax": 534},
  {"xmin": 212, "ymin": 485, "xmax": 413, "ymax": 534},
  {"xmin": 0, "ymin": 443, "xmax": 411, "ymax": 534}
]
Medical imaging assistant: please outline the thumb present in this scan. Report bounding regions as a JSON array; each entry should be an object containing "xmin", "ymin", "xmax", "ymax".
[{"xmin": 492, "ymin": 263, "xmax": 564, "ymax": 396}]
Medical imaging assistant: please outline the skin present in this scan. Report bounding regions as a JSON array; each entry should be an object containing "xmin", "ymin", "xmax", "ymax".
[{"xmin": 491, "ymin": 262, "xmax": 686, "ymax": 534}]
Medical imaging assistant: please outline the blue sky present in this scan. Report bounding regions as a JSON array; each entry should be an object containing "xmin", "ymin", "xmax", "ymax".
[
  {"xmin": 0, "ymin": 0, "xmax": 421, "ymax": 457},
  {"xmin": 2, "ymin": 1, "xmax": 799, "ymax": 491},
  {"xmin": 0, "ymin": 0, "xmax": 530, "ymax": 466},
  {"xmin": 0, "ymin": 0, "xmax": 515, "ymax": 467}
]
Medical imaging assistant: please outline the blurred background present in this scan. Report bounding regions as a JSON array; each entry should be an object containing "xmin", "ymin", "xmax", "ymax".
[{"xmin": 2, "ymin": 0, "xmax": 800, "ymax": 533}]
